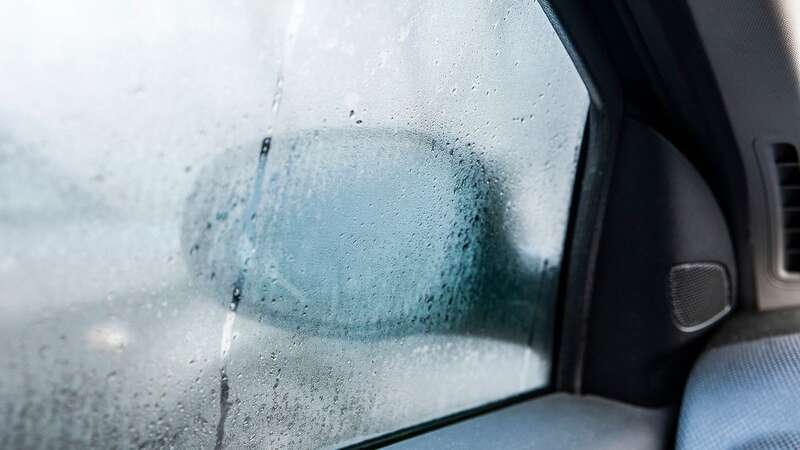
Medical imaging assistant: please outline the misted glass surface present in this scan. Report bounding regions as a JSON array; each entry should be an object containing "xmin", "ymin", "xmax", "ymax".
[{"xmin": 0, "ymin": 0, "xmax": 588, "ymax": 448}]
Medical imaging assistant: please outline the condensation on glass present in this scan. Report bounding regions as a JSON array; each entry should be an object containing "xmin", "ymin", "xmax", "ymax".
[{"xmin": 0, "ymin": 0, "xmax": 588, "ymax": 448}]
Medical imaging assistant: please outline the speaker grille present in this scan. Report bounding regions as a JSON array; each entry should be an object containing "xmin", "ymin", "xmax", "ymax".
[{"xmin": 668, "ymin": 263, "xmax": 731, "ymax": 331}]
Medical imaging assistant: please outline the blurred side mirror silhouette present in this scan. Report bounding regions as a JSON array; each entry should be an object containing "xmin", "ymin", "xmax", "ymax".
[{"xmin": 182, "ymin": 128, "xmax": 553, "ymax": 342}]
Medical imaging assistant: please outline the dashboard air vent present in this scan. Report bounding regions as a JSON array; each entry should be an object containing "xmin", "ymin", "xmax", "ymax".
[{"xmin": 773, "ymin": 143, "xmax": 800, "ymax": 272}]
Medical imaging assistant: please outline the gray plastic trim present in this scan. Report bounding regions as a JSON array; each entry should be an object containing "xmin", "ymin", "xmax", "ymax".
[
  {"xmin": 688, "ymin": 0, "xmax": 800, "ymax": 309},
  {"xmin": 387, "ymin": 393, "xmax": 672, "ymax": 450}
]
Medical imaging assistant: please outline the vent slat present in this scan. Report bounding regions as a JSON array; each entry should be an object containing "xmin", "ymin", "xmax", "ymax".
[
  {"xmin": 787, "ymin": 231, "xmax": 800, "ymax": 249},
  {"xmin": 786, "ymin": 250, "xmax": 800, "ymax": 272},
  {"xmin": 774, "ymin": 143, "xmax": 800, "ymax": 163},
  {"xmin": 784, "ymin": 208, "xmax": 800, "ymax": 228},
  {"xmin": 781, "ymin": 188, "xmax": 800, "ymax": 207}
]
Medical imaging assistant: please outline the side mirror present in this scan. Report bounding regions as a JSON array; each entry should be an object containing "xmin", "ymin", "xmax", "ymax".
[{"xmin": 182, "ymin": 128, "xmax": 547, "ymax": 342}]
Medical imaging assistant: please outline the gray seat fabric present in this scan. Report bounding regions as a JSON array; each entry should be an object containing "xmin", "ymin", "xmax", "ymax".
[{"xmin": 677, "ymin": 310, "xmax": 800, "ymax": 450}]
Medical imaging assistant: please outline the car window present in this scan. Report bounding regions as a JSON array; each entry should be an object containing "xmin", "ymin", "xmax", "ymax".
[{"xmin": 0, "ymin": 0, "xmax": 588, "ymax": 449}]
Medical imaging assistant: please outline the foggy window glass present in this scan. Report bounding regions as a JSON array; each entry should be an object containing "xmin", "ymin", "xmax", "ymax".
[{"xmin": 0, "ymin": 0, "xmax": 588, "ymax": 449}]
